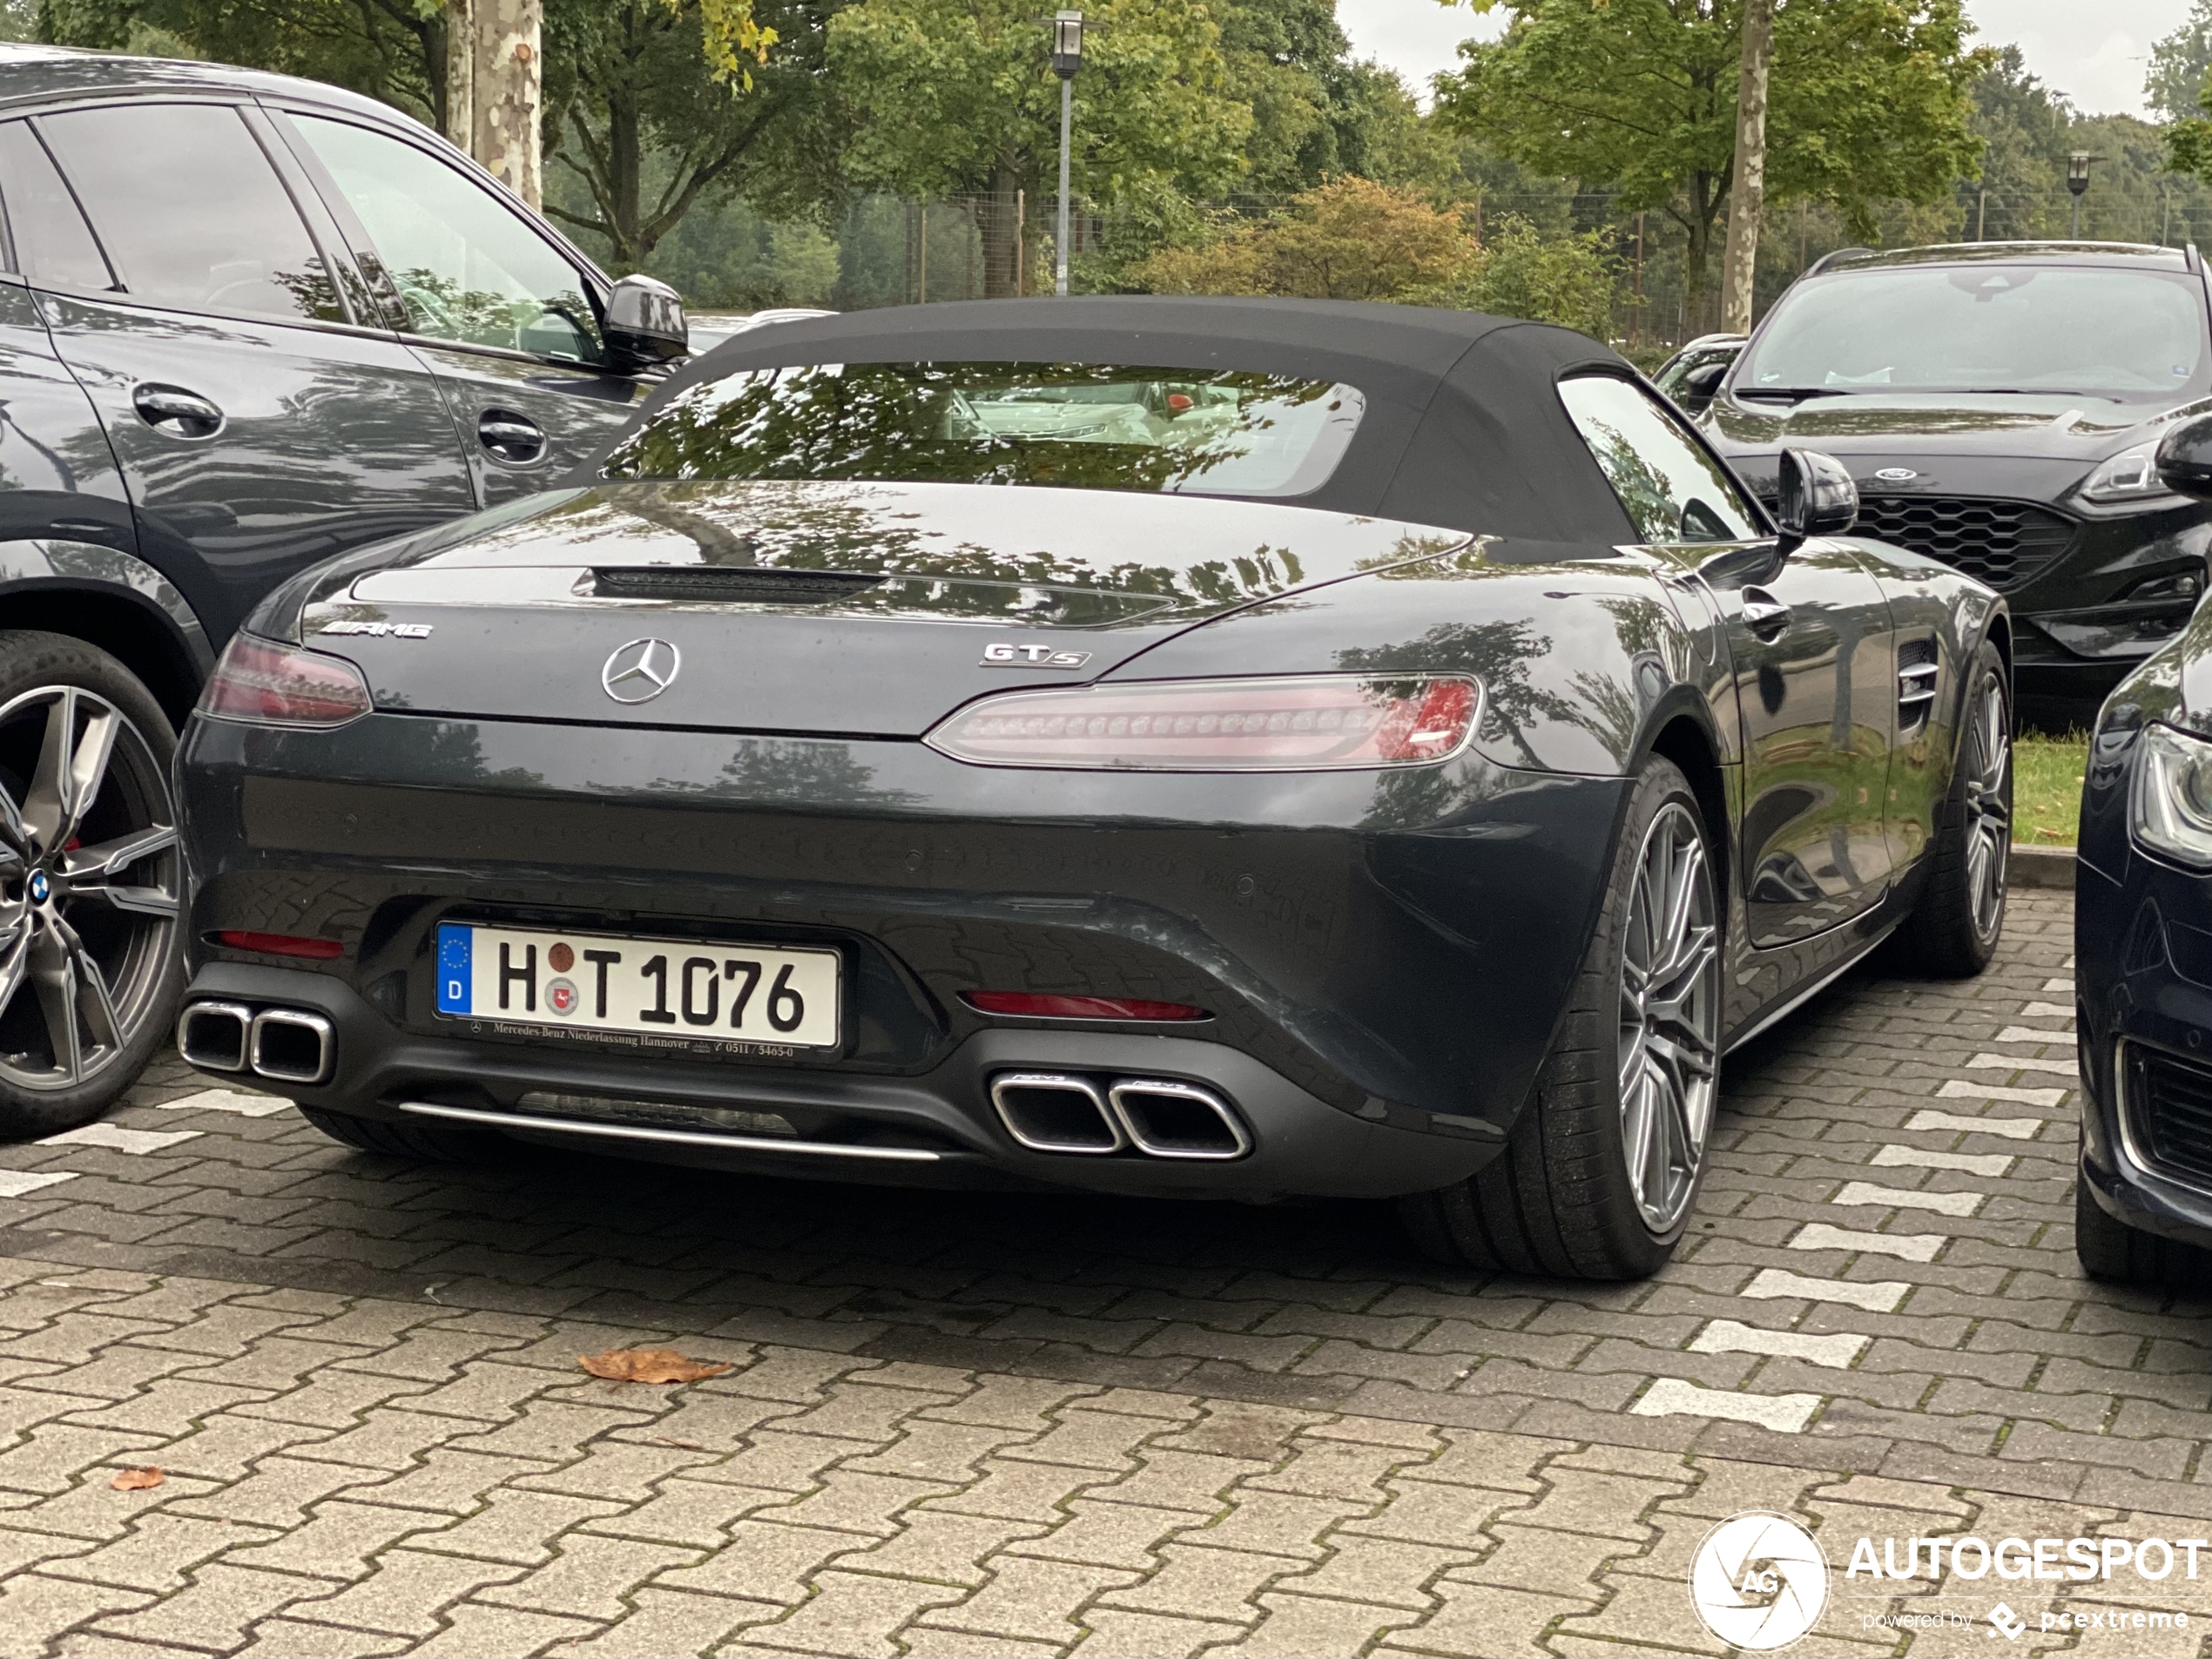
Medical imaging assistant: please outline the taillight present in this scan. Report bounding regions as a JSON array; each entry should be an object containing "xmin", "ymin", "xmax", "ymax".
[
  {"xmin": 199, "ymin": 634, "xmax": 372, "ymax": 729},
  {"xmin": 925, "ymin": 675, "xmax": 1481, "ymax": 771},
  {"xmin": 217, "ymin": 930, "xmax": 345, "ymax": 960},
  {"xmin": 965, "ymin": 992, "xmax": 1207, "ymax": 1022}
]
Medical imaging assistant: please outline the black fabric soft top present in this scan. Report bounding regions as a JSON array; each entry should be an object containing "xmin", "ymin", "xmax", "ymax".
[{"xmin": 603, "ymin": 295, "xmax": 1642, "ymax": 547}]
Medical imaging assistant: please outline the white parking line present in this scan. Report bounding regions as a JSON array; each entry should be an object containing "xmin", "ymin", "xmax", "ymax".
[
  {"xmin": 1873, "ymin": 1144, "xmax": 2014, "ymax": 1177},
  {"xmin": 1934, "ymin": 1081, "xmax": 2065, "ymax": 1108},
  {"xmin": 1743, "ymin": 1267, "xmax": 1910, "ymax": 1313},
  {"xmin": 154, "ymin": 1089, "xmax": 294, "ymax": 1118},
  {"xmin": 2022, "ymin": 1002, "xmax": 2075, "ymax": 1021},
  {"xmin": 2043, "ymin": 977, "xmax": 2074, "ymax": 993},
  {"xmin": 1907, "ymin": 1108, "xmax": 2045, "ymax": 1139},
  {"xmin": 1689, "ymin": 1320, "xmax": 1869, "ymax": 1369},
  {"xmin": 1996, "ymin": 1026, "xmax": 2073, "ymax": 1045},
  {"xmin": 1967, "ymin": 1054, "xmax": 2078, "ymax": 1076},
  {"xmin": 35, "ymin": 1123, "xmax": 202, "ymax": 1156},
  {"xmin": 1833, "ymin": 1181, "xmax": 1982, "ymax": 1217},
  {"xmin": 1629, "ymin": 1377, "xmax": 1821, "ymax": 1433},
  {"xmin": 1789, "ymin": 1223, "xmax": 1945, "ymax": 1262},
  {"xmin": 0, "ymin": 1170, "xmax": 77, "ymax": 1198}
]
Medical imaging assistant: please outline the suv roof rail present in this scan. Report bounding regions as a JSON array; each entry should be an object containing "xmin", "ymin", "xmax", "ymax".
[
  {"xmin": 1804, "ymin": 247, "xmax": 1876, "ymax": 276},
  {"xmin": 2188, "ymin": 242, "xmax": 2202, "ymax": 276}
]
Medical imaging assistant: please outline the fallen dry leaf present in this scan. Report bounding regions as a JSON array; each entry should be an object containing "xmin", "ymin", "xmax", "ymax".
[
  {"xmin": 578, "ymin": 1347, "xmax": 732, "ymax": 1385},
  {"xmin": 111, "ymin": 1467, "xmax": 164, "ymax": 1491}
]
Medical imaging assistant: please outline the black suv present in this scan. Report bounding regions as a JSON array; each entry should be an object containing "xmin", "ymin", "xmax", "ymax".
[
  {"xmin": 0, "ymin": 44, "xmax": 691, "ymax": 1135},
  {"xmin": 1700, "ymin": 243, "xmax": 2212, "ymax": 711}
]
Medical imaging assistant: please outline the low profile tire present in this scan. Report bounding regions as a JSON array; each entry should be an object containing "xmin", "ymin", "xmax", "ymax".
[
  {"xmin": 1904, "ymin": 641, "xmax": 2010, "ymax": 978},
  {"xmin": 2074, "ymin": 1175, "xmax": 2175, "ymax": 1285},
  {"xmin": 297, "ymin": 1104, "xmax": 492, "ymax": 1163},
  {"xmin": 1401, "ymin": 757, "xmax": 1723, "ymax": 1279},
  {"xmin": 0, "ymin": 631, "xmax": 184, "ymax": 1140}
]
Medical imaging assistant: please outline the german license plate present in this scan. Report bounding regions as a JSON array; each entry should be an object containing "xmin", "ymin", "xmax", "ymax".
[{"xmin": 435, "ymin": 923, "xmax": 840, "ymax": 1050}]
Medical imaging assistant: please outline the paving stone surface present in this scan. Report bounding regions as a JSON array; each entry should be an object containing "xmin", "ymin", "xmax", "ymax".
[{"xmin": 2, "ymin": 891, "xmax": 2209, "ymax": 1656}]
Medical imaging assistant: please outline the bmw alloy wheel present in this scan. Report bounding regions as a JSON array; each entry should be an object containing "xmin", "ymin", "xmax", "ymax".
[
  {"xmin": 1616, "ymin": 800, "xmax": 1721, "ymax": 1233},
  {"xmin": 0, "ymin": 685, "xmax": 180, "ymax": 1092},
  {"xmin": 1962, "ymin": 671, "xmax": 2010, "ymax": 942}
]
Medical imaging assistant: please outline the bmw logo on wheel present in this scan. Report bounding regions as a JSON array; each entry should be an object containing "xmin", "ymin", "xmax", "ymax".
[{"xmin": 26, "ymin": 869, "xmax": 50, "ymax": 904}]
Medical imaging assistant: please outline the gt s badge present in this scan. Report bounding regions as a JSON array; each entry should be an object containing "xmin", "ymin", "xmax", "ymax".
[
  {"xmin": 319, "ymin": 620, "xmax": 432, "ymax": 638},
  {"xmin": 981, "ymin": 642, "xmax": 1091, "ymax": 669}
]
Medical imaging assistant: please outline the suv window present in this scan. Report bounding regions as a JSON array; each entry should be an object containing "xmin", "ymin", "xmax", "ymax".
[
  {"xmin": 287, "ymin": 114, "xmax": 604, "ymax": 365},
  {"xmin": 1558, "ymin": 374, "xmax": 1761, "ymax": 543},
  {"xmin": 0, "ymin": 121, "xmax": 111, "ymax": 292},
  {"xmin": 34, "ymin": 103, "xmax": 342, "ymax": 323}
]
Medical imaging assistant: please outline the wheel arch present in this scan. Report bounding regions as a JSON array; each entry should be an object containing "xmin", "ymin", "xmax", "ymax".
[
  {"xmin": 1636, "ymin": 696, "xmax": 1733, "ymax": 906},
  {"xmin": 0, "ymin": 581, "xmax": 207, "ymax": 730}
]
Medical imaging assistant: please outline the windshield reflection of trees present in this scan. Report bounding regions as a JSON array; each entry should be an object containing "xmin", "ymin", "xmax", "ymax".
[{"xmin": 603, "ymin": 363, "xmax": 1338, "ymax": 495}]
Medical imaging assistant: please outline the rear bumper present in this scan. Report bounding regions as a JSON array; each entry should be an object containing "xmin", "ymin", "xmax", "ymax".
[
  {"xmin": 177, "ymin": 711, "xmax": 1626, "ymax": 1200},
  {"xmin": 179, "ymin": 960, "xmax": 1500, "ymax": 1198}
]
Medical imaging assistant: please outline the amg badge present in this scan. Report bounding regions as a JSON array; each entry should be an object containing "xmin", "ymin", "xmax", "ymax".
[
  {"xmin": 981, "ymin": 643, "xmax": 1092, "ymax": 669},
  {"xmin": 319, "ymin": 620, "xmax": 432, "ymax": 638}
]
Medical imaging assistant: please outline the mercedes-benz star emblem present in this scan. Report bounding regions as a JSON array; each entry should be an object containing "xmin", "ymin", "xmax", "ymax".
[{"xmin": 601, "ymin": 637, "xmax": 682, "ymax": 705}]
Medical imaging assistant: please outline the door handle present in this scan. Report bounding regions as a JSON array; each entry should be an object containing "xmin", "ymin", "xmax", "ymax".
[
  {"xmin": 1742, "ymin": 588, "xmax": 1792, "ymax": 637},
  {"xmin": 477, "ymin": 408, "xmax": 546, "ymax": 463},
  {"xmin": 132, "ymin": 384, "xmax": 223, "ymax": 438}
]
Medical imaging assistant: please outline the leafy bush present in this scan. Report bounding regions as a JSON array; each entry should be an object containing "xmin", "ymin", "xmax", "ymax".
[
  {"xmin": 1135, "ymin": 178, "xmax": 1474, "ymax": 301},
  {"xmin": 1421, "ymin": 214, "xmax": 1621, "ymax": 339}
]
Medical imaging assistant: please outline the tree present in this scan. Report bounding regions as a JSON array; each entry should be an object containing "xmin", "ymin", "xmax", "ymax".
[
  {"xmin": 1136, "ymin": 177, "xmax": 1473, "ymax": 300},
  {"xmin": 826, "ymin": 0, "xmax": 1250, "ymax": 296},
  {"xmin": 2149, "ymin": 0, "xmax": 2212, "ymax": 121},
  {"xmin": 1434, "ymin": 0, "xmax": 1987, "ymax": 324},
  {"xmin": 1717, "ymin": 0, "xmax": 1771, "ymax": 334},
  {"xmin": 544, "ymin": 0, "xmax": 831, "ymax": 270}
]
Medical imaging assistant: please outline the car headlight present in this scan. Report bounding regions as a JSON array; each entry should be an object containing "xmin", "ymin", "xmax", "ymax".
[
  {"xmin": 2078, "ymin": 444, "xmax": 2175, "ymax": 506},
  {"xmin": 2131, "ymin": 721, "xmax": 2212, "ymax": 867},
  {"xmin": 924, "ymin": 674, "xmax": 1482, "ymax": 771}
]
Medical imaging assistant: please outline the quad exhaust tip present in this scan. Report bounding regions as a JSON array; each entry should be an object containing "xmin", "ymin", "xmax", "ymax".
[
  {"xmin": 991, "ymin": 1071, "xmax": 1250, "ymax": 1160},
  {"xmin": 179, "ymin": 1001, "xmax": 333, "ymax": 1086}
]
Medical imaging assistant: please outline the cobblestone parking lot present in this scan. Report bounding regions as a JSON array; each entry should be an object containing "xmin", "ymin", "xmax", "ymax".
[{"xmin": 0, "ymin": 888, "xmax": 2207, "ymax": 1657}]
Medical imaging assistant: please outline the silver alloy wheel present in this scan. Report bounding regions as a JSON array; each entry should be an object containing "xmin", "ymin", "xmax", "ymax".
[
  {"xmin": 1961, "ymin": 671, "xmax": 2011, "ymax": 942},
  {"xmin": 0, "ymin": 686, "xmax": 179, "ymax": 1092},
  {"xmin": 1616, "ymin": 800, "xmax": 1722, "ymax": 1234}
]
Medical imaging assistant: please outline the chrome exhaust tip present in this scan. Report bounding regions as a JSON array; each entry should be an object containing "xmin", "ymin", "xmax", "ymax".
[
  {"xmin": 1108, "ymin": 1079, "xmax": 1251, "ymax": 1160},
  {"xmin": 177, "ymin": 1001, "xmax": 253, "ymax": 1071},
  {"xmin": 989, "ymin": 1072, "xmax": 1126, "ymax": 1154},
  {"xmin": 248, "ymin": 1008, "xmax": 334, "ymax": 1085}
]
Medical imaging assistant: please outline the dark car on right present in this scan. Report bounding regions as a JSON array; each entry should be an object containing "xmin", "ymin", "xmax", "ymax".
[{"xmin": 1700, "ymin": 243, "xmax": 2212, "ymax": 711}]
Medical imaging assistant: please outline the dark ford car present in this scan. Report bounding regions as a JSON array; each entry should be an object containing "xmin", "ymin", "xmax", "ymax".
[
  {"xmin": 2073, "ymin": 413, "xmax": 2212, "ymax": 1281},
  {"xmin": 172, "ymin": 299, "xmax": 2012, "ymax": 1279},
  {"xmin": 1701, "ymin": 243, "xmax": 2212, "ymax": 707},
  {"xmin": 0, "ymin": 44, "xmax": 691, "ymax": 1134}
]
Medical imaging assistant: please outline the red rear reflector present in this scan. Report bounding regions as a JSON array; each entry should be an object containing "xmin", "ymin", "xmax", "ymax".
[
  {"xmin": 218, "ymin": 930, "xmax": 345, "ymax": 961},
  {"xmin": 199, "ymin": 633, "xmax": 373, "ymax": 728},
  {"xmin": 965, "ymin": 992, "xmax": 1207, "ymax": 1022}
]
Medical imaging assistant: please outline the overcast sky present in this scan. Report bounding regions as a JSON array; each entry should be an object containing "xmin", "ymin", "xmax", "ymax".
[{"xmin": 1338, "ymin": 0, "xmax": 2194, "ymax": 120}]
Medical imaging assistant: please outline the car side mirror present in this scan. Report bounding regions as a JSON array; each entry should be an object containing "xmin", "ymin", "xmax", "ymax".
[
  {"xmin": 1683, "ymin": 361, "xmax": 1728, "ymax": 398},
  {"xmin": 2157, "ymin": 415, "xmax": 2212, "ymax": 500},
  {"xmin": 604, "ymin": 273, "xmax": 688, "ymax": 370},
  {"xmin": 1774, "ymin": 447, "xmax": 1858, "ymax": 550}
]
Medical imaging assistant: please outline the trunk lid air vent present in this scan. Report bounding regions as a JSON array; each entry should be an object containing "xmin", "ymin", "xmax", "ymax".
[
  {"xmin": 1897, "ymin": 637, "xmax": 1939, "ymax": 734},
  {"xmin": 589, "ymin": 567, "xmax": 887, "ymax": 604}
]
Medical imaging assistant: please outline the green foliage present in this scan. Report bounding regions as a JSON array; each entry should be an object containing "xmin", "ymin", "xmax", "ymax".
[
  {"xmin": 1136, "ymin": 177, "xmax": 1474, "ymax": 300},
  {"xmin": 1433, "ymin": 214, "xmax": 1620, "ymax": 338},
  {"xmin": 2150, "ymin": 1, "xmax": 2212, "ymax": 122},
  {"xmin": 1434, "ymin": 0, "xmax": 1987, "ymax": 307},
  {"xmin": 827, "ymin": 0, "xmax": 1247, "ymax": 205}
]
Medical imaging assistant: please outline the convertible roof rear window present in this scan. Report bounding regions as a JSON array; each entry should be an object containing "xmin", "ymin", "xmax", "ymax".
[{"xmin": 600, "ymin": 361, "xmax": 1366, "ymax": 498}]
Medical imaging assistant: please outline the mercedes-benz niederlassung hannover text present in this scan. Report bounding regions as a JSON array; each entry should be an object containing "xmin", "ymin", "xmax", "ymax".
[{"xmin": 169, "ymin": 299, "xmax": 2014, "ymax": 1278}]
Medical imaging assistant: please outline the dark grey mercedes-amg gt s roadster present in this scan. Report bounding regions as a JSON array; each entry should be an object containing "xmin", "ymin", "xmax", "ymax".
[{"xmin": 167, "ymin": 298, "xmax": 2013, "ymax": 1279}]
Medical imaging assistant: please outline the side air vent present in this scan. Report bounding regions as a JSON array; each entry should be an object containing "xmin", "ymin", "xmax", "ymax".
[
  {"xmin": 1897, "ymin": 637, "xmax": 1939, "ymax": 734},
  {"xmin": 591, "ymin": 567, "xmax": 887, "ymax": 604}
]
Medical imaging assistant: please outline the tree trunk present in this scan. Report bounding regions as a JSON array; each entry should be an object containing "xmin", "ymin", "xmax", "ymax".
[
  {"xmin": 1720, "ymin": 0, "xmax": 1775, "ymax": 335},
  {"xmin": 475, "ymin": 0, "xmax": 543, "ymax": 209},
  {"xmin": 606, "ymin": 91, "xmax": 644, "ymax": 267},
  {"xmin": 981, "ymin": 150, "xmax": 1022, "ymax": 300},
  {"xmin": 444, "ymin": 0, "xmax": 473, "ymax": 152}
]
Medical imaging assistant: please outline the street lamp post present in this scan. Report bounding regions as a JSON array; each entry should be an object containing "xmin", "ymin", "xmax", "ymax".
[
  {"xmin": 2067, "ymin": 152, "xmax": 2094, "ymax": 238},
  {"xmin": 1051, "ymin": 10, "xmax": 1082, "ymax": 297}
]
